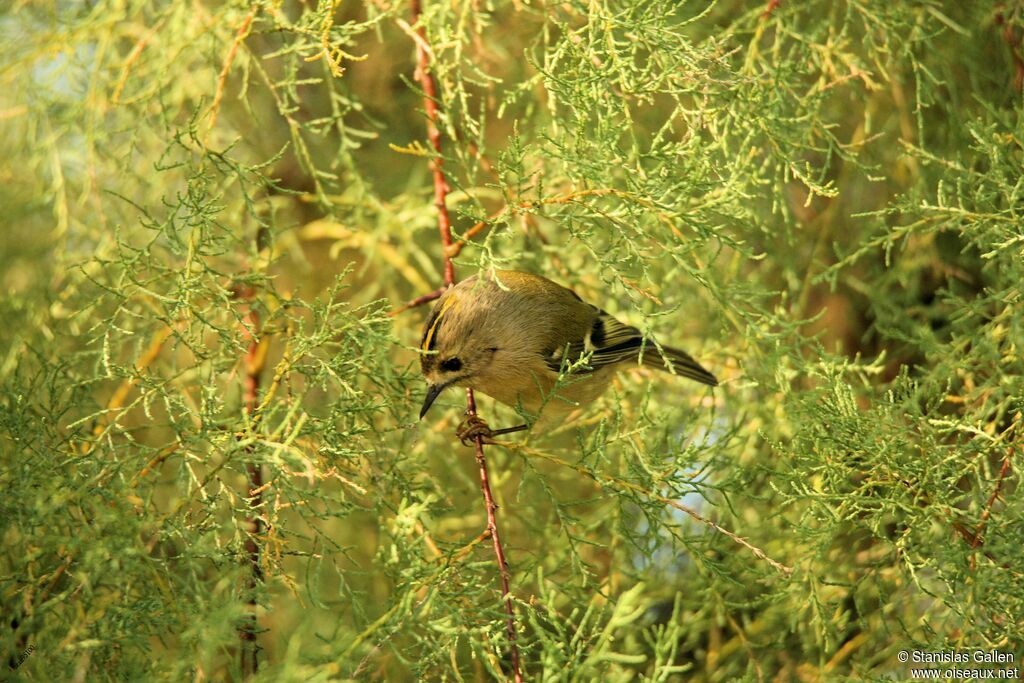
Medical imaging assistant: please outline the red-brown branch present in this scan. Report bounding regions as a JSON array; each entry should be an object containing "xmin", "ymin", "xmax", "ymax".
[
  {"xmin": 237, "ymin": 286, "xmax": 264, "ymax": 678},
  {"xmin": 411, "ymin": 0, "xmax": 456, "ymax": 287},
  {"xmin": 969, "ymin": 446, "xmax": 1014, "ymax": 570},
  {"xmin": 467, "ymin": 389, "xmax": 524, "ymax": 682},
  {"xmin": 208, "ymin": 7, "xmax": 257, "ymax": 139},
  {"xmin": 389, "ymin": 287, "xmax": 445, "ymax": 317},
  {"xmin": 995, "ymin": 10, "xmax": 1024, "ymax": 94},
  {"xmin": 409, "ymin": 2, "xmax": 522, "ymax": 679}
]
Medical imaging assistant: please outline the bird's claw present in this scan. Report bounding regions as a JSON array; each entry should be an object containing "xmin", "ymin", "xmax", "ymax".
[
  {"xmin": 457, "ymin": 415, "xmax": 497, "ymax": 446},
  {"xmin": 456, "ymin": 415, "xmax": 528, "ymax": 446}
]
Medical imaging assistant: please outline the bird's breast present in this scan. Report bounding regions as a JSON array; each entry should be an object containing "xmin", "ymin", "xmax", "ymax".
[{"xmin": 469, "ymin": 359, "xmax": 616, "ymax": 423}]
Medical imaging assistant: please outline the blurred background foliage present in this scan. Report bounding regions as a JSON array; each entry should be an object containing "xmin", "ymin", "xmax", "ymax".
[{"xmin": 1, "ymin": 0, "xmax": 1022, "ymax": 680}]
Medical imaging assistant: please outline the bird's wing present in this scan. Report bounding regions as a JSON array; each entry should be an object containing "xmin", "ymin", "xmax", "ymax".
[
  {"xmin": 546, "ymin": 309, "xmax": 717, "ymax": 386},
  {"xmin": 545, "ymin": 309, "xmax": 642, "ymax": 371}
]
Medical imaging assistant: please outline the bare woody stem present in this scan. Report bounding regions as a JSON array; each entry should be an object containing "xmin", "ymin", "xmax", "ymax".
[
  {"xmin": 389, "ymin": 286, "xmax": 444, "ymax": 317},
  {"xmin": 409, "ymin": 2, "xmax": 523, "ymax": 680},
  {"xmin": 995, "ymin": 11, "xmax": 1024, "ymax": 94},
  {"xmin": 466, "ymin": 389, "xmax": 524, "ymax": 683},
  {"xmin": 970, "ymin": 445, "xmax": 1015, "ymax": 571},
  {"xmin": 411, "ymin": 0, "xmax": 456, "ymax": 288},
  {"xmin": 238, "ymin": 286, "xmax": 265, "ymax": 678}
]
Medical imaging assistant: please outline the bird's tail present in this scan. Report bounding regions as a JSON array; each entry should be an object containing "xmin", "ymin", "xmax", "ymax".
[{"xmin": 641, "ymin": 345, "xmax": 718, "ymax": 386}]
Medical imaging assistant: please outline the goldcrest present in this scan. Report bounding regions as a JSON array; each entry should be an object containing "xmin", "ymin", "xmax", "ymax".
[{"xmin": 418, "ymin": 270, "xmax": 717, "ymax": 440}]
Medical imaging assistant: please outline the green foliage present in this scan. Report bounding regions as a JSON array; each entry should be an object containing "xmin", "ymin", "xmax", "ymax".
[{"xmin": 1, "ymin": 0, "xmax": 1022, "ymax": 680}]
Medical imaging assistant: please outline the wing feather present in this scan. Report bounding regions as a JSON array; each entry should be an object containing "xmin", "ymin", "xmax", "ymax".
[{"xmin": 547, "ymin": 309, "xmax": 718, "ymax": 386}]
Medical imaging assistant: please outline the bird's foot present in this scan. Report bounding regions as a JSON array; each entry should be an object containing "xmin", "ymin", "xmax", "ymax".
[{"xmin": 456, "ymin": 415, "xmax": 528, "ymax": 446}]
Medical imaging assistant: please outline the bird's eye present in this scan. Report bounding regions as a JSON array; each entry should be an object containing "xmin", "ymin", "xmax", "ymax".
[{"xmin": 439, "ymin": 357, "xmax": 462, "ymax": 372}]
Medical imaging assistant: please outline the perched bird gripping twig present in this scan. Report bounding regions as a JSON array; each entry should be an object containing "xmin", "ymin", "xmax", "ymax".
[{"xmin": 418, "ymin": 270, "xmax": 718, "ymax": 443}]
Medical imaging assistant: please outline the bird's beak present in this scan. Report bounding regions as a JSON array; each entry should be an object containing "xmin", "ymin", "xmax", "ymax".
[{"xmin": 419, "ymin": 382, "xmax": 448, "ymax": 419}]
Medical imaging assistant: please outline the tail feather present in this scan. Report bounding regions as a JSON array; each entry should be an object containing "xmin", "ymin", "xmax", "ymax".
[{"xmin": 642, "ymin": 345, "xmax": 718, "ymax": 386}]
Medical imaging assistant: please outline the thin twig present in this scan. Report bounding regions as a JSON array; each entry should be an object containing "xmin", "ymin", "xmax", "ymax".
[
  {"xmin": 972, "ymin": 453, "xmax": 1013, "ymax": 547},
  {"xmin": 411, "ymin": 0, "xmax": 455, "ymax": 288},
  {"xmin": 408, "ymin": 2, "xmax": 523, "ymax": 679},
  {"xmin": 207, "ymin": 7, "xmax": 257, "ymax": 143},
  {"xmin": 111, "ymin": 16, "xmax": 169, "ymax": 105},
  {"xmin": 467, "ymin": 389, "xmax": 524, "ymax": 681},
  {"xmin": 970, "ymin": 445, "xmax": 1015, "ymax": 570},
  {"xmin": 445, "ymin": 211, "xmax": 503, "ymax": 259},
  {"xmin": 620, "ymin": 277, "xmax": 662, "ymax": 305},
  {"xmin": 389, "ymin": 287, "xmax": 445, "ymax": 317},
  {"xmin": 130, "ymin": 444, "xmax": 179, "ymax": 486},
  {"xmin": 761, "ymin": 0, "xmax": 780, "ymax": 20}
]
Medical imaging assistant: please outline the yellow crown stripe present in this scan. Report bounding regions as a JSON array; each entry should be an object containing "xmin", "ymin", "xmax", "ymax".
[{"xmin": 421, "ymin": 293, "xmax": 459, "ymax": 353}]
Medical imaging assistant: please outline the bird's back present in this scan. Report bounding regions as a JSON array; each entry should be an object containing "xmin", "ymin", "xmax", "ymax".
[{"xmin": 458, "ymin": 270, "xmax": 596, "ymax": 359}]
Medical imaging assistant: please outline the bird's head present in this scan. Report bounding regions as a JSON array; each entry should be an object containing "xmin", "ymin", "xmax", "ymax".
[{"xmin": 418, "ymin": 291, "xmax": 500, "ymax": 419}]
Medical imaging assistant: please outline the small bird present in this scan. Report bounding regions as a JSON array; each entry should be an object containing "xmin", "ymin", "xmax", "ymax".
[{"xmin": 418, "ymin": 270, "xmax": 717, "ymax": 443}]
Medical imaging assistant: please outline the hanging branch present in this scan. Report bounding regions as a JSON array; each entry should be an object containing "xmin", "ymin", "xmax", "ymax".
[{"xmin": 407, "ymin": 1, "xmax": 523, "ymax": 679}]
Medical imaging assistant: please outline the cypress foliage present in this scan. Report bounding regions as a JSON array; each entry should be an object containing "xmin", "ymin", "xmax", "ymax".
[{"xmin": 1, "ymin": 1, "xmax": 1021, "ymax": 679}]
